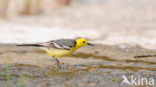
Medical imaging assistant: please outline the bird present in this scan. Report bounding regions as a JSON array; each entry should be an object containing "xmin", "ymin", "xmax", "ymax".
[{"xmin": 17, "ymin": 38, "xmax": 93, "ymax": 69}]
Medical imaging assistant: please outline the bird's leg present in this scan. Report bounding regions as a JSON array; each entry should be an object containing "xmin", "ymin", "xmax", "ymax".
[{"xmin": 53, "ymin": 57, "xmax": 61, "ymax": 69}]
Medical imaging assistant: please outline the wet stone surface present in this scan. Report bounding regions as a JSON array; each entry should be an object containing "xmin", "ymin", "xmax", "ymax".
[{"xmin": 0, "ymin": 44, "xmax": 156, "ymax": 87}]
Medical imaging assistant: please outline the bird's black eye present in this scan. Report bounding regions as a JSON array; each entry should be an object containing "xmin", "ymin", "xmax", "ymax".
[{"xmin": 83, "ymin": 41, "xmax": 85, "ymax": 43}]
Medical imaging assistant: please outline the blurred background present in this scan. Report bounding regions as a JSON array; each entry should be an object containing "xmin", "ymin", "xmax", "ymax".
[{"xmin": 0, "ymin": 0, "xmax": 156, "ymax": 49}]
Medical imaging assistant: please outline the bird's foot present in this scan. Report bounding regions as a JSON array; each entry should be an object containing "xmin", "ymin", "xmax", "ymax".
[{"xmin": 55, "ymin": 63, "xmax": 71, "ymax": 71}]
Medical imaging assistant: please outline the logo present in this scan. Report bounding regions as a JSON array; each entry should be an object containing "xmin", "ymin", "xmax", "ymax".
[{"xmin": 121, "ymin": 75, "xmax": 155, "ymax": 86}]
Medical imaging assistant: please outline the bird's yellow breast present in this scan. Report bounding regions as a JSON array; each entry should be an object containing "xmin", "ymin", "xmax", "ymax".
[{"xmin": 44, "ymin": 48, "xmax": 76, "ymax": 58}]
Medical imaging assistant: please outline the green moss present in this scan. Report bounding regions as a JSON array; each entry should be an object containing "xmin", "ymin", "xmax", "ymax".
[
  {"xmin": 70, "ymin": 52, "xmax": 115, "ymax": 61},
  {"xmin": 71, "ymin": 52, "xmax": 156, "ymax": 65},
  {"xmin": 6, "ymin": 64, "xmax": 12, "ymax": 87}
]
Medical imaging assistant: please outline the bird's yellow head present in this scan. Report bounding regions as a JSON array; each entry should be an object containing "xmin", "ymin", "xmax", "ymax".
[{"xmin": 75, "ymin": 38, "xmax": 93, "ymax": 48}]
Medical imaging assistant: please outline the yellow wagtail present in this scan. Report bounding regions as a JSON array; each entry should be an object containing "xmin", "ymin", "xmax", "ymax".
[{"xmin": 17, "ymin": 38, "xmax": 93, "ymax": 69}]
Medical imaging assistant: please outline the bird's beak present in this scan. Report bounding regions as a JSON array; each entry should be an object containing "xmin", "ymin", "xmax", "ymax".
[{"xmin": 87, "ymin": 43, "xmax": 94, "ymax": 46}]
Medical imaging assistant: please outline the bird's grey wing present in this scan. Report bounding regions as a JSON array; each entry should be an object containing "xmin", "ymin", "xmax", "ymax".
[{"xmin": 40, "ymin": 39, "xmax": 77, "ymax": 50}]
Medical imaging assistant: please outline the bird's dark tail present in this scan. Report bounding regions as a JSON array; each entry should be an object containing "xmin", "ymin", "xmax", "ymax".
[{"xmin": 16, "ymin": 44, "xmax": 43, "ymax": 47}]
